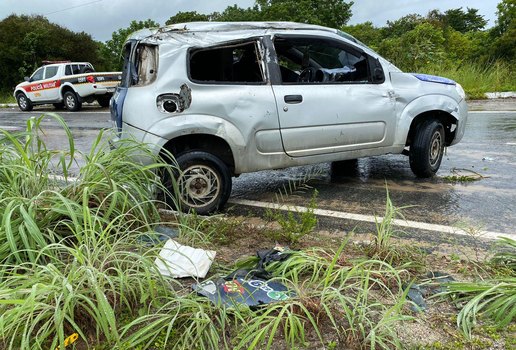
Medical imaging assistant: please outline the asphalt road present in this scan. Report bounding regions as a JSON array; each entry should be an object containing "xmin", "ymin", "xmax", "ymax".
[{"xmin": 1, "ymin": 101, "xmax": 515, "ymax": 244}]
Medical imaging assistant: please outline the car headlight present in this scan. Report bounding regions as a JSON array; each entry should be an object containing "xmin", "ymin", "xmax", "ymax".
[{"xmin": 455, "ymin": 83, "xmax": 466, "ymax": 100}]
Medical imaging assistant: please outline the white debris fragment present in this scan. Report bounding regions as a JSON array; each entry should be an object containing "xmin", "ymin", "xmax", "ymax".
[{"xmin": 155, "ymin": 239, "xmax": 216, "ymax": 278}]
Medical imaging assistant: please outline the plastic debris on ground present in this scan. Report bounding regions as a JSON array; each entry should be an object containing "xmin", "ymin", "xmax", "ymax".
[
  {"xmin": 194, "ymin": 277, "xmax": 294, "ymax": 308},
  {"xmin": 193, "ymin": 246, "xmax": 296, "ymax": 308},
  {"xmin": 139, "ymin": 225, "xmax": 179, "ymax": 246},
  {"xmin": 406, "ymin": 271, "xmax": 456, "ymax": 312},
  {"xmin": 155, "ymin": 239, "xmax": 216, "ymax": 278}
]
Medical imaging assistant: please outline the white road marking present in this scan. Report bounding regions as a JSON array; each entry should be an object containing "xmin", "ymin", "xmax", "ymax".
[
  {"xmin": 0, "ymin": 126, "xmax": 22, "ymax": 130},
  {"xmin": 469, "ymin": 111, "xmax": 516, "ymax": 114},
  {"xmin": 46, "ymin": 178, "xmax": 513, "ymax": 241},
  {"xmin": 229, "ymin": 198, "xmax": 512, "ymax": 241}
]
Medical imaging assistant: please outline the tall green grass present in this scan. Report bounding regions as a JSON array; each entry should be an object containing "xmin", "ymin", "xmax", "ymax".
[
  {"xmin": 0, "ymin": 90, "xmax": 15, "ymax": 105},
  {"xmin": 442, "ymin": 237, "xmax": 516, "ymax": 339},
  {"xmin": 0, "ymin": 115, "xmax": 180, "ymax": 349},
  {"xmin": 124, "ymin": 241, "xmax": 412, "ymax": 350},
  {"xmin": 0, "ymin": 115, "xmax": 413, "ymax": 349},
  {"xmin": 0, "ymin": 115, "xmax": 171, "ymax": 265},
  {"xmin": 426, "ymin": 61, "xmax": 516, "ymax": 99}
]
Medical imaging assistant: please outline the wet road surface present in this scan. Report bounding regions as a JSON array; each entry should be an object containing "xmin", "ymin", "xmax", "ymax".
[
  {"xmin": 231, "ymin": 110, "xmax": 516, "ymax": 235},
  {"xmin": 0, "ymin": 106, "xmax": 112, "ymax": 175},
  {"xmin": 1, "ymin": 102, "xmax": 515, "ymax": 238}
]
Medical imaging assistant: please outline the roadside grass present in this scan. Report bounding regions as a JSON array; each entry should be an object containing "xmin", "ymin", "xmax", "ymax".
[
  {"xmin": 0, "ymin": 90, "xmax": 15, "ymax": 105},
  {"xmin": 438, "ymin": 237, "xmax": 516, "ymax": 339},
  {"xmin": 365, "ymin": 188, "xmax": 426, "ymax": 272},
  {"xmin": 426, "ymin": 61, "xmax": 516, "ymax": 99},
  {"xmin": 264, "ymin": 189, "xmax": 319, "ymax": 244},
  {"xmin": 0, "ymin": 116, "xmax": 514, "ymax": 349}
]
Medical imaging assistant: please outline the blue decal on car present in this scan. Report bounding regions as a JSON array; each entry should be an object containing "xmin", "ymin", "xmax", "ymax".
[{"xmin": 411, "ymin": 73, "xmax": 456, "ymax": 86}]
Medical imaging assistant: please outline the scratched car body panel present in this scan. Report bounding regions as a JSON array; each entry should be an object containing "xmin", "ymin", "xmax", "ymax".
[{"xmin": 111, "ymin": 22, "xmax": 468, "ymax": 214}]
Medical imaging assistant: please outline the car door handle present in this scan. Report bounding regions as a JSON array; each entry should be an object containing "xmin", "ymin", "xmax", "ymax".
[{"xmin": 284, "ymin": 95, "xmax": 303, "ymax": 104}]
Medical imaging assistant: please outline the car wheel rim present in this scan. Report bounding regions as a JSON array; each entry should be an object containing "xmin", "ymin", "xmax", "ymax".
[
  {"xmin": 66, "ymin": 95, "xmax": 75, "ymax": 108},
  {"xmin": 429, "ymin": 131, "xmax": 442, "ymax": 167},
  {"xmin": 178, "ymin": 165, "xmax": 221, "ymax": 208},
  {"xmin": 19, "ymin": 96, "xmax": 26, "ymax": 109}
]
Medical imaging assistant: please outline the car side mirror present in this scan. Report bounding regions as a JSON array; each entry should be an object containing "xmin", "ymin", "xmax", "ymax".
[{"xmin": 24, "ymin": 76, "xmax": 30, "ymax": 82}]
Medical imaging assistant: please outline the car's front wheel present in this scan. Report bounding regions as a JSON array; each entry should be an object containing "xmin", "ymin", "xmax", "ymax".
[
  {"xmin": 64, "ymin": 91, "xmax": 82, "ymax": 111},
  {"xmin": 409, "ymin": 119, "xmax": 445, "ymax": 178},
  {"xmin": 16, "ymin": 93, "xmax": 33, "ymax": 112},
  {"xmin": 167, "ymin": 151, "xmax": 232, "ymax": 214}
]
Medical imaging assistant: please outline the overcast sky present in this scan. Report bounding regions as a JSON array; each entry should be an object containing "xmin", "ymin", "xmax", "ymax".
[{"xmin": 0, "ymin": 0, "xmax": 500, "ymax": 42}]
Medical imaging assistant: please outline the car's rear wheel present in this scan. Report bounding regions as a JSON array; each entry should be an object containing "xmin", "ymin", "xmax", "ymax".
[
  {"xmin": 64, "ymin": 91, "xmax": 82, "ymax": 111},
  {"xmin": 97, "ymin": 96, "xmax": 111, "ymax": 108},
  {"xmin": 163, "ymin": 151, "xmax": 232, "ymax": 214},
  {"xmin": 16, "ymin": 93, "xmax": 33, "ymax": 112},
  {"xmin": 409, "ymin": 119, "xmax": 445, "ymax": 178}
]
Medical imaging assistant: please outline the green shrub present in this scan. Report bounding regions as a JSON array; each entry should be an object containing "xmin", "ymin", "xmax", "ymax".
[
  {"xmin": 265, "ymin": 190, "xmax": 318, "ymax": 244},
  {"xmin": 426, "ymin": 61, "xmax": 516, "ymax": 99}
]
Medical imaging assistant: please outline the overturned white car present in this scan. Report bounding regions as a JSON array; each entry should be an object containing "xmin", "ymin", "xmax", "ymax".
[{"xmin": 110, "ymin": 22, "xmax": 468, "ymax": 214}]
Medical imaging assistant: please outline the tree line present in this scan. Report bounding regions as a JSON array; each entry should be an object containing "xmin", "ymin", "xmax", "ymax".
[{"xmin": 0, "ymin": 0, "xmax": 514, "ymax": 93}]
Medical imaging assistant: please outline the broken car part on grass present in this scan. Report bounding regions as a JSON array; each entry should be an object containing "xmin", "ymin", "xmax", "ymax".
[{"xmin": 193, "ymin": 246, "xmax": 296, "ymax": 308}]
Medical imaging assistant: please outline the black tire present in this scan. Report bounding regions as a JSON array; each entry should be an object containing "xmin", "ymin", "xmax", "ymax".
[
  {"xmin": 409, "ymin": 119, "xmax": 445, "ymax": 178},
  {"xmin": 165, "ymin": 151, "xmax": 232, "ymax": 215},
  {"xmin": 53, "ymin": 102, "xmax": 65, "ymax": 109},
  {"xmin": 97, "ymin": 96, "xmax": 111, "ymax": 108},
  {"xmin": 63, "ymin": 91, "xmax": 82, "ymax": 111},
  {"xmin": 16, "ymin": 93, "xmax": 33, "ymax": 112}
]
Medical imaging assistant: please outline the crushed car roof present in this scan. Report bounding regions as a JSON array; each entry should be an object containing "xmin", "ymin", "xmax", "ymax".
[{"xmin": 129, "ymin": 21, "xmax": 338, "ymax": 41}]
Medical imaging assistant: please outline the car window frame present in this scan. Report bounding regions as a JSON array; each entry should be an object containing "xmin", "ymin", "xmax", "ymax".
[
  {"xmin": 44, "ymin": 66, "xmax": 59, "ymax": 79},
  {"xmin": 269, "ymin": 34, "xmax": 383, "ymax": 86},
  {"xmin": 30, "ymin": 67, "xmax": 45, "ymax": 82},
  {"xmin": 187, "ymin": 37, "xmax": 268, "ymax": 86}
]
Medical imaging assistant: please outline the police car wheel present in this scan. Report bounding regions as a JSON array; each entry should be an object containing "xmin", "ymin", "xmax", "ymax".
[
  {"xmin": 64, "ymin": 91, "xmax": 82, "ymax": 111},
  {"xmin": 16, "ymin": 93, "xmax": 33, "ymax": 112}
]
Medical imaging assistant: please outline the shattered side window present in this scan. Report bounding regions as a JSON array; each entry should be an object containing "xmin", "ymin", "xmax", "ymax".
[
  {"xmin": 133, "ymin": 44, "xmax": 158, "ymax": 87},
  {"xmin": 273, "ymin": 37, "xmax": 370, "ymax": 84},
  {"xmin": 189, "ymin": 41, "xmax": 265, "ymax": 84}
]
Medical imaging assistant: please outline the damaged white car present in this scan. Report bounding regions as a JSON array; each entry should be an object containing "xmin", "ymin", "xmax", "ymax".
[{"xmin": 110, "ymin": 22, "xmax": 468, "ymax": 214}]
